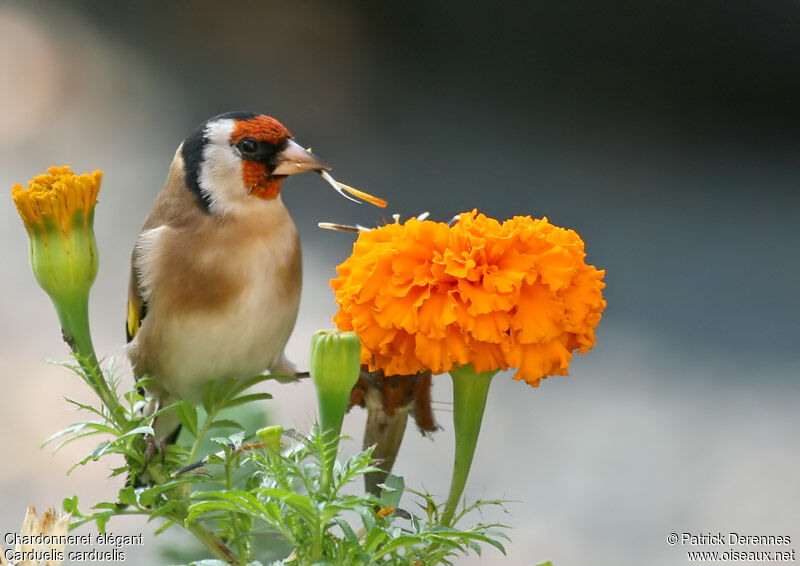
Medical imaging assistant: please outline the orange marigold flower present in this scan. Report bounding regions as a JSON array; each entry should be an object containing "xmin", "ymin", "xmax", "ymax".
[{"xmin": 331, "ymin": 210, "xmax": 606, "ymax": 386}]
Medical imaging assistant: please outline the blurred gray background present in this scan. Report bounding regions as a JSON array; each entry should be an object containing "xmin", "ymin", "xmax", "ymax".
[{"xmin": 1, "ymin": 2, "xmax": 798, "ymax": 565}]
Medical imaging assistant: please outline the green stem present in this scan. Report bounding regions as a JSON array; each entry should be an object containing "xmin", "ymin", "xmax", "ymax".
[
  {"xmin": 316, "ymin": 387, "xmax": 351, "ymax": 495},
  {"xmin": 225, "ymin": 450, "xmax": 247, "ymax": 565},
  {"xmin": 188, "ymin": 405, "xmax": 221, "ymax": 463},
  {"xmin": 146, "ymin": 462, "xmax": 239, "ymax": 564},
  {"xmin": 54, "ymin": 294, "xmax": 125, "ymax": 426},
  {"xmin": 185, "ymin": 522, "xmax": 240, "ymax": 565},
  {"xmin": 317, "ymin": 387, "xmax": 349, "ymax": 442},
  {"xmin": 441, "ymin": 365, "xmax": 498, "ymax": 526},
  {"xmin": 310, "ymin": 519, "xmax": 324, "ymax": 564}
]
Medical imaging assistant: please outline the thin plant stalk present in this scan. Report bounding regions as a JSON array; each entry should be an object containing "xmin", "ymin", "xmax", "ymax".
[{"xmin": 441, "ymin": 364, "xmax": 498, "ymax": 525}]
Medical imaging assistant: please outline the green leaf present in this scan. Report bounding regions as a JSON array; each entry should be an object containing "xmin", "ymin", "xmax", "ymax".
[
  {"xmin": 63, "ymin": 397, "xmax": 105, "ymax": 418},
  {"xmin": 117, "ymin": 425, "xmax": 155, "ymax": 440},
  {"xmin": 257, "ymin": 487, "xmax": 319, "ymax": 527},
  {"xmin": 201, "ymin": 380, "xmax": 217, "ymax": 414},
  {"xmin": 90, "ymin": 441, "xmax": 113, "ymax": 460},
  {"xmin": 357, "ymin": 504, "xmax": 377, "ymax": 533},
  {"xmin": 373, "ymin": 534, "xmax": 425, "ymax": 556},
  {"xmin": 117, "ymin": 486, "xmax": 137, "ymax": 507},
  {"xmin": 148, "ymin": 501, "xmax": 187, "ymax": 521},
  {"xmin": 42, "ymin": 423, "xmax": 86, "ymax": 447},
  {"xmin": 175, "ymin": 401, "xmax": 199, "ymax": 437},
  {"xmin": 62, "ymin": 495, "xmax": 79, "ymax": 514},
  {"xmin": 206, "ymin": 419, "xmax": 245, "ymax": 431},
  {"xmin": 227, "ymin": 373, "xmax": 277, "ymax": 398},
  {"xmin": 379, "ymin": 474, "xmax": 405, "ymax": 510},
  {"xmin": 153, "ymin": 520, "xmax": 176, "ymax": 536},
  {"xmin": 334, "ymin": 517, "xmax": 359, "ymax": 545},
  {"xmin": 224, "ymin": 392, "xmax": 273, "ymax": 409},
  {"xmin": 95, "ymin": 514, "xmax": 109, "ymax": 533},
  {"xmin": 362, "ymin": 528, "xmax": 387, "ymax": 554}
]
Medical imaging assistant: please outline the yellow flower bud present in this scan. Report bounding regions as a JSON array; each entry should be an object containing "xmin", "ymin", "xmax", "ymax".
[
  {"xmin": 11, "ymin": 166, "xmax": 120, "ymax": 420},
  {"xmin": 12, "ymin": 166, "xmax": 101, "ymax": 319}
]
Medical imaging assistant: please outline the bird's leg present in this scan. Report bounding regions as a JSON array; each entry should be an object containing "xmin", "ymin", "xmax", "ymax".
[
  {"xmin": 143, "ymin": 431, "xmax": 176, "ymax": 464},
  {"xmin": 350, "ymin": 369, "xmax": 438, "ymax": 497},
  {"xmin": 363, "ymin": 388, "xmax": 413, "ymax": 497},
  {"xmin": 142, "ymin": 398, "xmax": 181, "ymax": 466}
]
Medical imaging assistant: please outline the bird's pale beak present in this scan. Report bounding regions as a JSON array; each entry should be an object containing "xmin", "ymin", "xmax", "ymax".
[{"xmin": 272, "ymin": 140, "xmax": 331, "ymax": 176}]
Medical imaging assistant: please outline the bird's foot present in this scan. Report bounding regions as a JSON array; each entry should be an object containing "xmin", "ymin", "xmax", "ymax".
[{"xmin": 143, "ymin": 434, "xmax": 168, "ymax": 465}]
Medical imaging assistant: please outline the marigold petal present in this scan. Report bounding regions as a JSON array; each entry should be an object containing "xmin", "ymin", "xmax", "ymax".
[
  {"xmin": 483, "ymin": 247, "xmax": 534, "ymax": 293},
  {"xmin": 505, "ymin": 339, "xmax": 572, "ymax": 385},
  {"xmin": 470, "ymin": 311, "xmax": 511, "ymax": 343},
  {"xmin": 468, "ymin": 341, "xmax": 507, "ymax": 373},
  {"xmin": 535, "ymin": 245, "xmax": 577, "ymax": 291},
  {"xmin": 415, "ymin": 333, "xmax": 453, "ymax": 375},
  {"xmin": 444, "ymin": 325, "xmax": 472, "ymax": 367},
  {"xmin": 512, "ymin": 282, "xmax": 564, "ymax": 343},
  {"xmin": 457, "ymin": 279, "xmax": 504, "ymax": 315},
  {"xmin": 417, "ymin": 291, "xmax": 458, "ymax": 339}
]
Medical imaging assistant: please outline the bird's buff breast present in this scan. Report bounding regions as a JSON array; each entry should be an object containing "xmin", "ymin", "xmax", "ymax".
[{"xmin": 133, "ymin": 207, "xmax": 301, "ymax": 403}]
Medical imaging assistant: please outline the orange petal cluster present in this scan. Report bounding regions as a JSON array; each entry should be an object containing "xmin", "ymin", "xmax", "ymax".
[
  {"xmin": 331, "ymin": 210, "xmax": 606, "ymax": 386},
  {"xmin": 12, "ymin": 166, "xmax": 102, "ymax": 234}
]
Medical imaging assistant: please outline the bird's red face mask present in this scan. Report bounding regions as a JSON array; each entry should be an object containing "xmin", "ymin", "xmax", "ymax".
[{"xmin": 231, "ymin": 116, "xmax": 328, "ymax": 200}]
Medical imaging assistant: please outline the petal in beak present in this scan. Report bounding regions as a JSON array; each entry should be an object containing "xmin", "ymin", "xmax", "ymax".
[{"xmin": 272, "ymin": 140, "xmax": 331, "ymax": 175}]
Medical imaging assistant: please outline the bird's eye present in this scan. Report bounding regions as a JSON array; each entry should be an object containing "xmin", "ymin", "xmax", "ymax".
[{"xmin": 237, "ymin": 138, "xmax": 258, "ymax": 155}]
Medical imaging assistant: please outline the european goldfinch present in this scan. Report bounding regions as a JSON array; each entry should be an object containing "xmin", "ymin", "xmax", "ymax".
[{"xmin": 126, "ymin": 112, "xmax": 329, "ymax": 419}]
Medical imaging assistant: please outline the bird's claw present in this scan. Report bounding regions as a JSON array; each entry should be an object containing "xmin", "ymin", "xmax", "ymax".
[{"xmin": 144, "ymin": 434, "xmax": 168, "ymax": 465}]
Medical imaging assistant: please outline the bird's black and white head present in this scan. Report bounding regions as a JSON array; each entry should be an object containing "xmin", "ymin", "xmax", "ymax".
[{"xmin": 180, "ymin": 111, "xmax": 329, "ymax": 214}]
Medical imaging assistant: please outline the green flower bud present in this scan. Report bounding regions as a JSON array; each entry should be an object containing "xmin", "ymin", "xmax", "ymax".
[
  {"xmin": 310, "ymin": 330, "xmax": 362, "ymax": 440},
  {"xmin": 310, "ymin": 330, "xmax": 361, "ymax": 493},
  {"xmin": 256, "ymin": 425, "xmax": 283, "ymax": 452}
]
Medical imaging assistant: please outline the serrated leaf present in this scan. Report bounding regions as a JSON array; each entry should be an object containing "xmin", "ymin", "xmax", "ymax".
[
  {"xmin": 95, "ymin": 514, "xmax": 109, "ymax": 533},
  {"xmin": 62, "ymin": 495, "xmax": 79, "ymax": 514},
  {"xmin": 117, "ymin": 486, "xmax": 138, "ymax": 507}
]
